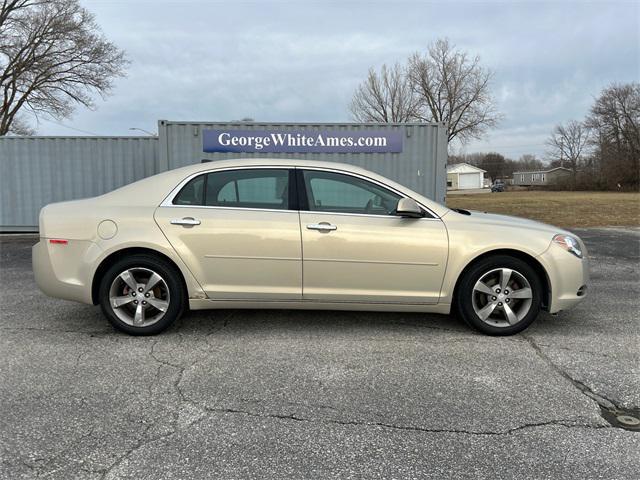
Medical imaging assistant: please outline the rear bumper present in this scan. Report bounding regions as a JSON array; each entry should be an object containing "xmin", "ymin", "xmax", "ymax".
[
  {"xmin": 537, "ymin": 242, "xmax": 589, "ymax": 314},
  {"xmin": 32, "ymin": 239, "xmax": 101, "ymax": 304}
]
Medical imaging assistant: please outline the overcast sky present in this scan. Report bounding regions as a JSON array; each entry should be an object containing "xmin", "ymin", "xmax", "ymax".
[{"xmin": 35, "ymin": 0, "xmax": 639, "ymax": 160}]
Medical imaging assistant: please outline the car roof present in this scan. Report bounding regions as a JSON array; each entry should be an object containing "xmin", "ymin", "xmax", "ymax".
[{"xmin": 179, "ymin": 158, "xmax": 380, "ymax": 176}]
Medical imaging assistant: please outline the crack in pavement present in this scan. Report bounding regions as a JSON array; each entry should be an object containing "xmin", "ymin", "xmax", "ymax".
[
  {"xmin": 39, "ymin": 321, "xmax": 626, "ymax": 479},
  {"xmin": 532, "ymin": 342, "xmax": 621, "ymax": 359},
  {"xmin": 99, "ymin": 422, "xmax": 158, "ymax": 480},
  {"xmin": 149, "ymin": 338, "xmax": 190, "ymax": 404},
  {"xmin": 98, "ymin": 413, "xmax": 214, "ymax": 480},
  {"xmin": 522, "ymin": 334, "xmax": 637, "ymax": 419},
  {"xmin": 100, "ymin": 315, "xmax": 235, "ymax": 479},
  {"xmin": 98, "ymin": 324, "xmax": 616, "ymax": 478},
  {"xmin": 12, "ymin": 326, "xmax": 623, "ymax": 480},
  {"xmin": 237, "ymin": 397, "xmax": 342, "ymax": 414},
  {"xmin": 20, "ymin": 426, "xmax": 96, "ymax": 478},
  {"xmin": 97, "ymin": 404, "xmax": 610, "ymax": 479},
  {"xmin": 202, "ymin": 406, "xmax": 610, "ymax": 436},
  {"xmin": 1, "ymin": 327, "xmax": 111, "ymax": 335}
]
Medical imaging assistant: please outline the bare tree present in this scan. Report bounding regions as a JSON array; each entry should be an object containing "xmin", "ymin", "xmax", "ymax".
[
  {"xmin": 407, "ymin": 38, "xmax": 502, "ymax": 143},
  {"xmin": 585, "ymin": 83, "xmax": 639, "ymax": 188},
  {"xmin": 546, "ymin": 120, "xmax": 591, "ymax": 177},
  {"xmin": 477, "ymin": 152, "xmax": 507, "ymax": 181},
  {"xmin": 349, "ymin": 39, "xmax": 501, "ymax": 141},
  {"xmin": 349, "ymin": 63, "xmax": 420, "ymax": 123},
  {"xmin": 517, "ymin": 154, "xmax": 544, "ymax": 171},
  {"xmin": 0, "ymin": 0, "xmax": 128, "ymax": 135},
  {"xmin": 586, "ymin": 83, "xmax": 640, "ymax": 156}
]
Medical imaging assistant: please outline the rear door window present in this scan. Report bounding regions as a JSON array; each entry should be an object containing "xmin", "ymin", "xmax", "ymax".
[{"xmin": 205, "ymin": 169, "xmax": 290, "ymax": 210}]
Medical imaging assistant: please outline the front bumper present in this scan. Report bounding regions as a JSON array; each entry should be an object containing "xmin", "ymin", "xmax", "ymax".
[
  {"xmin": 32, "ymin": 239, "xmax": 101, "ymax": 305},
  {"xmin": 537, "ymin": 241, "xmax": 589, "ymax": 314}
]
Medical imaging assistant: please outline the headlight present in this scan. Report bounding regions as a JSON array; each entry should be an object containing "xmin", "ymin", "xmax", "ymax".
[{"xmin": 553, "ymin": 234, "xmax": 583, "ymax": 258}]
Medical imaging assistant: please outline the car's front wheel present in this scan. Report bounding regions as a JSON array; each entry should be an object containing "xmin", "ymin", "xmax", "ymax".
[
  {"xmin": 98, "ymin": 254, "xmax": 186, "ymax": 335},
  {"xmin": 455, "ymin": 255, "xmax": 543, "ymax": 335}
]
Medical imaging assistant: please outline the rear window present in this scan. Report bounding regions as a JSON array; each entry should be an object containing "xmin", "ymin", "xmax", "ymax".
[{"xmin": 173, "ymin": 175, "xmax": 205, "ymax": 205}]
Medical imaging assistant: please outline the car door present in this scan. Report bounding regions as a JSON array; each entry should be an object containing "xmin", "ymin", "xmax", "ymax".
[
  {"xmin": 298, "ymin": 168, "xmax": 448, "ymax": 304},
  {"xmin": 154, "ymin": 168, "xmax": 302, "ymax": 300}
]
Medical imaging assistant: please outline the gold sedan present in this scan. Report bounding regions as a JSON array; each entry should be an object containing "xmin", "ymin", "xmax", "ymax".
[{"xmin": 32, "ymin": 159, "xmax": 589, "ymax": 335}]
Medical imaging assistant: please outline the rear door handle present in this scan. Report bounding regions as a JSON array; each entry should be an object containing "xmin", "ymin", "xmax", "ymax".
[
  {"xmin": 170, "ymin": 217, "xmax": 201, "ymax": 226},
  {"xmin": 307, "ymin": 222, "xmax": 337, "ymax": 232}
]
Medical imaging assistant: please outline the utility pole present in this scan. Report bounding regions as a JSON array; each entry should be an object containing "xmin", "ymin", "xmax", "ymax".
[{"xmin": 560, "ymin": 137, "xmax": 564, "ymax": 167}]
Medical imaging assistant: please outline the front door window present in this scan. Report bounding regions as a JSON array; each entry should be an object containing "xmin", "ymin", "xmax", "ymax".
[{"xmin": 302, "ymin": 170, "xmax": 401, "ymax": 216}]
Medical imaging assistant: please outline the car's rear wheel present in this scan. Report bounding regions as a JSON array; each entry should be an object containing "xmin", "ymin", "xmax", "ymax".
[
  {"xmin": 98, "ymin": 254, "xmax": 185, "ymax": 335},
  {"xmin": 455, "ymin": 255, "xmax": 543, "ymax": 335}
]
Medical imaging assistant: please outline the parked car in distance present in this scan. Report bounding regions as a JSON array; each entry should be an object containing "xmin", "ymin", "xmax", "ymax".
[
  {"xmin": 491, "ymin": 182, "xmax": 505, "ymax": 192},
  {"xmin": 33, "ymin": 159, "xmax": 588, "ymax": 336}
]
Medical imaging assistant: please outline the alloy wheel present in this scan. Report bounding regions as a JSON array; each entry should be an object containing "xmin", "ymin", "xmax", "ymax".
[
  {"xmin": 108, "ymin": 267, "xmax": 170, "ymax": 327},
  {"xmin": 471, "ymin": 267, "xmax": 533, "ymax": 327}
]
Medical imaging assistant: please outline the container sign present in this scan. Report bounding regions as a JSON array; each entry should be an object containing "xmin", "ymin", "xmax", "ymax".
[{"xmin": 203, "ymin": 129, "xmax": 403, "ymax": 153}]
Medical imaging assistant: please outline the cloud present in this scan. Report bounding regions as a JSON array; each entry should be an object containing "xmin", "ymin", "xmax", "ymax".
[{"xmin": 37, "ymin": 0, "xmax": 639, "ymax": 161}]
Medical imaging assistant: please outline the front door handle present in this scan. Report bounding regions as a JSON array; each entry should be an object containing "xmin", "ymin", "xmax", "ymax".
[
  {"xmin": 170, "ymin": 217, "xmax": 201, "ymax": 226},
  {"xmin": 307, "ymin": 222, "xmax": 337, "ymax": 232}
]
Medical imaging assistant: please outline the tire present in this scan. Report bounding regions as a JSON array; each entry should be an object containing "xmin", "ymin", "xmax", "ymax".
[
  {"xmin": 455, "ymin": 255, "xmax": 543, "ymax": 336},
  {"xmin": 98, "ymin": 254, "xmax": 186, "ymax": 335}
]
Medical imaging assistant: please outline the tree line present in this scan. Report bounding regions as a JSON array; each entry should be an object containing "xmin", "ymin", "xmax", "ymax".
[
  {"xmin": 447, "ymin": 83, "xmax": 639, "ymax": 190},
  {"xmin": 546, "ymin": 83, "xmax": 639, "ymax": 190}
]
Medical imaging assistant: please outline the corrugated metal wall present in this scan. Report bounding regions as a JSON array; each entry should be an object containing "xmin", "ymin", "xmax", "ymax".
[
  {"xmin": 158, "ymin": 120, "xmax": 448, "ymax": 204},
  {"xmin": 0, "ymin": 136, "xmax": 158, "ymax": 231}
]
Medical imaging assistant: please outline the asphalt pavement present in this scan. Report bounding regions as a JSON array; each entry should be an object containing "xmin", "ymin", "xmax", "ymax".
[{"xmin": 0, "ymin": 228, "xmax": 638, "ymax": 479}]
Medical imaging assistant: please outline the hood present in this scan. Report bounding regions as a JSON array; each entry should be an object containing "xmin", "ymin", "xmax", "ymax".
[
  {"xmin": 441, "ymin": 208, "xmax": 578, "ymax": 258},
  {"xmin": 444, "ymin": 209, "xmax": 571, "ymax": 236}
]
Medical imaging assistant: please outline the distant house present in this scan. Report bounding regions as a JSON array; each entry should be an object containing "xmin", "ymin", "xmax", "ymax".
[
  {"xmin": 512, "ymin": 167, "xmax": 572, "ymax": 186},
  {"xmin": 447, "ymin": 163, "xmax": 486, "ymax": 190}
]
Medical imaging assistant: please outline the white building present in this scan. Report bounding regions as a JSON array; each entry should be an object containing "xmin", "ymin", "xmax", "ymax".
[{"xmin": 446, "ymin": 163, "xmax": 486, "ymax": 190}]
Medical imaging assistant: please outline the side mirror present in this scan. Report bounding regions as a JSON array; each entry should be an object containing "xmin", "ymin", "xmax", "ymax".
[{"xmin": 395, "ymin": 198, "xmax": 423, "ymax": 218}]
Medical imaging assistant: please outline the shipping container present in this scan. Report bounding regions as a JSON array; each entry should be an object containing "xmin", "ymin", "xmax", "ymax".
[
  {"xmin": 0, "ymin": 136, "xmax": 158, "ymax": 231},
  {"xmin": 158, "ymin": 120, "xmax": 448, "ymax": 206}
]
